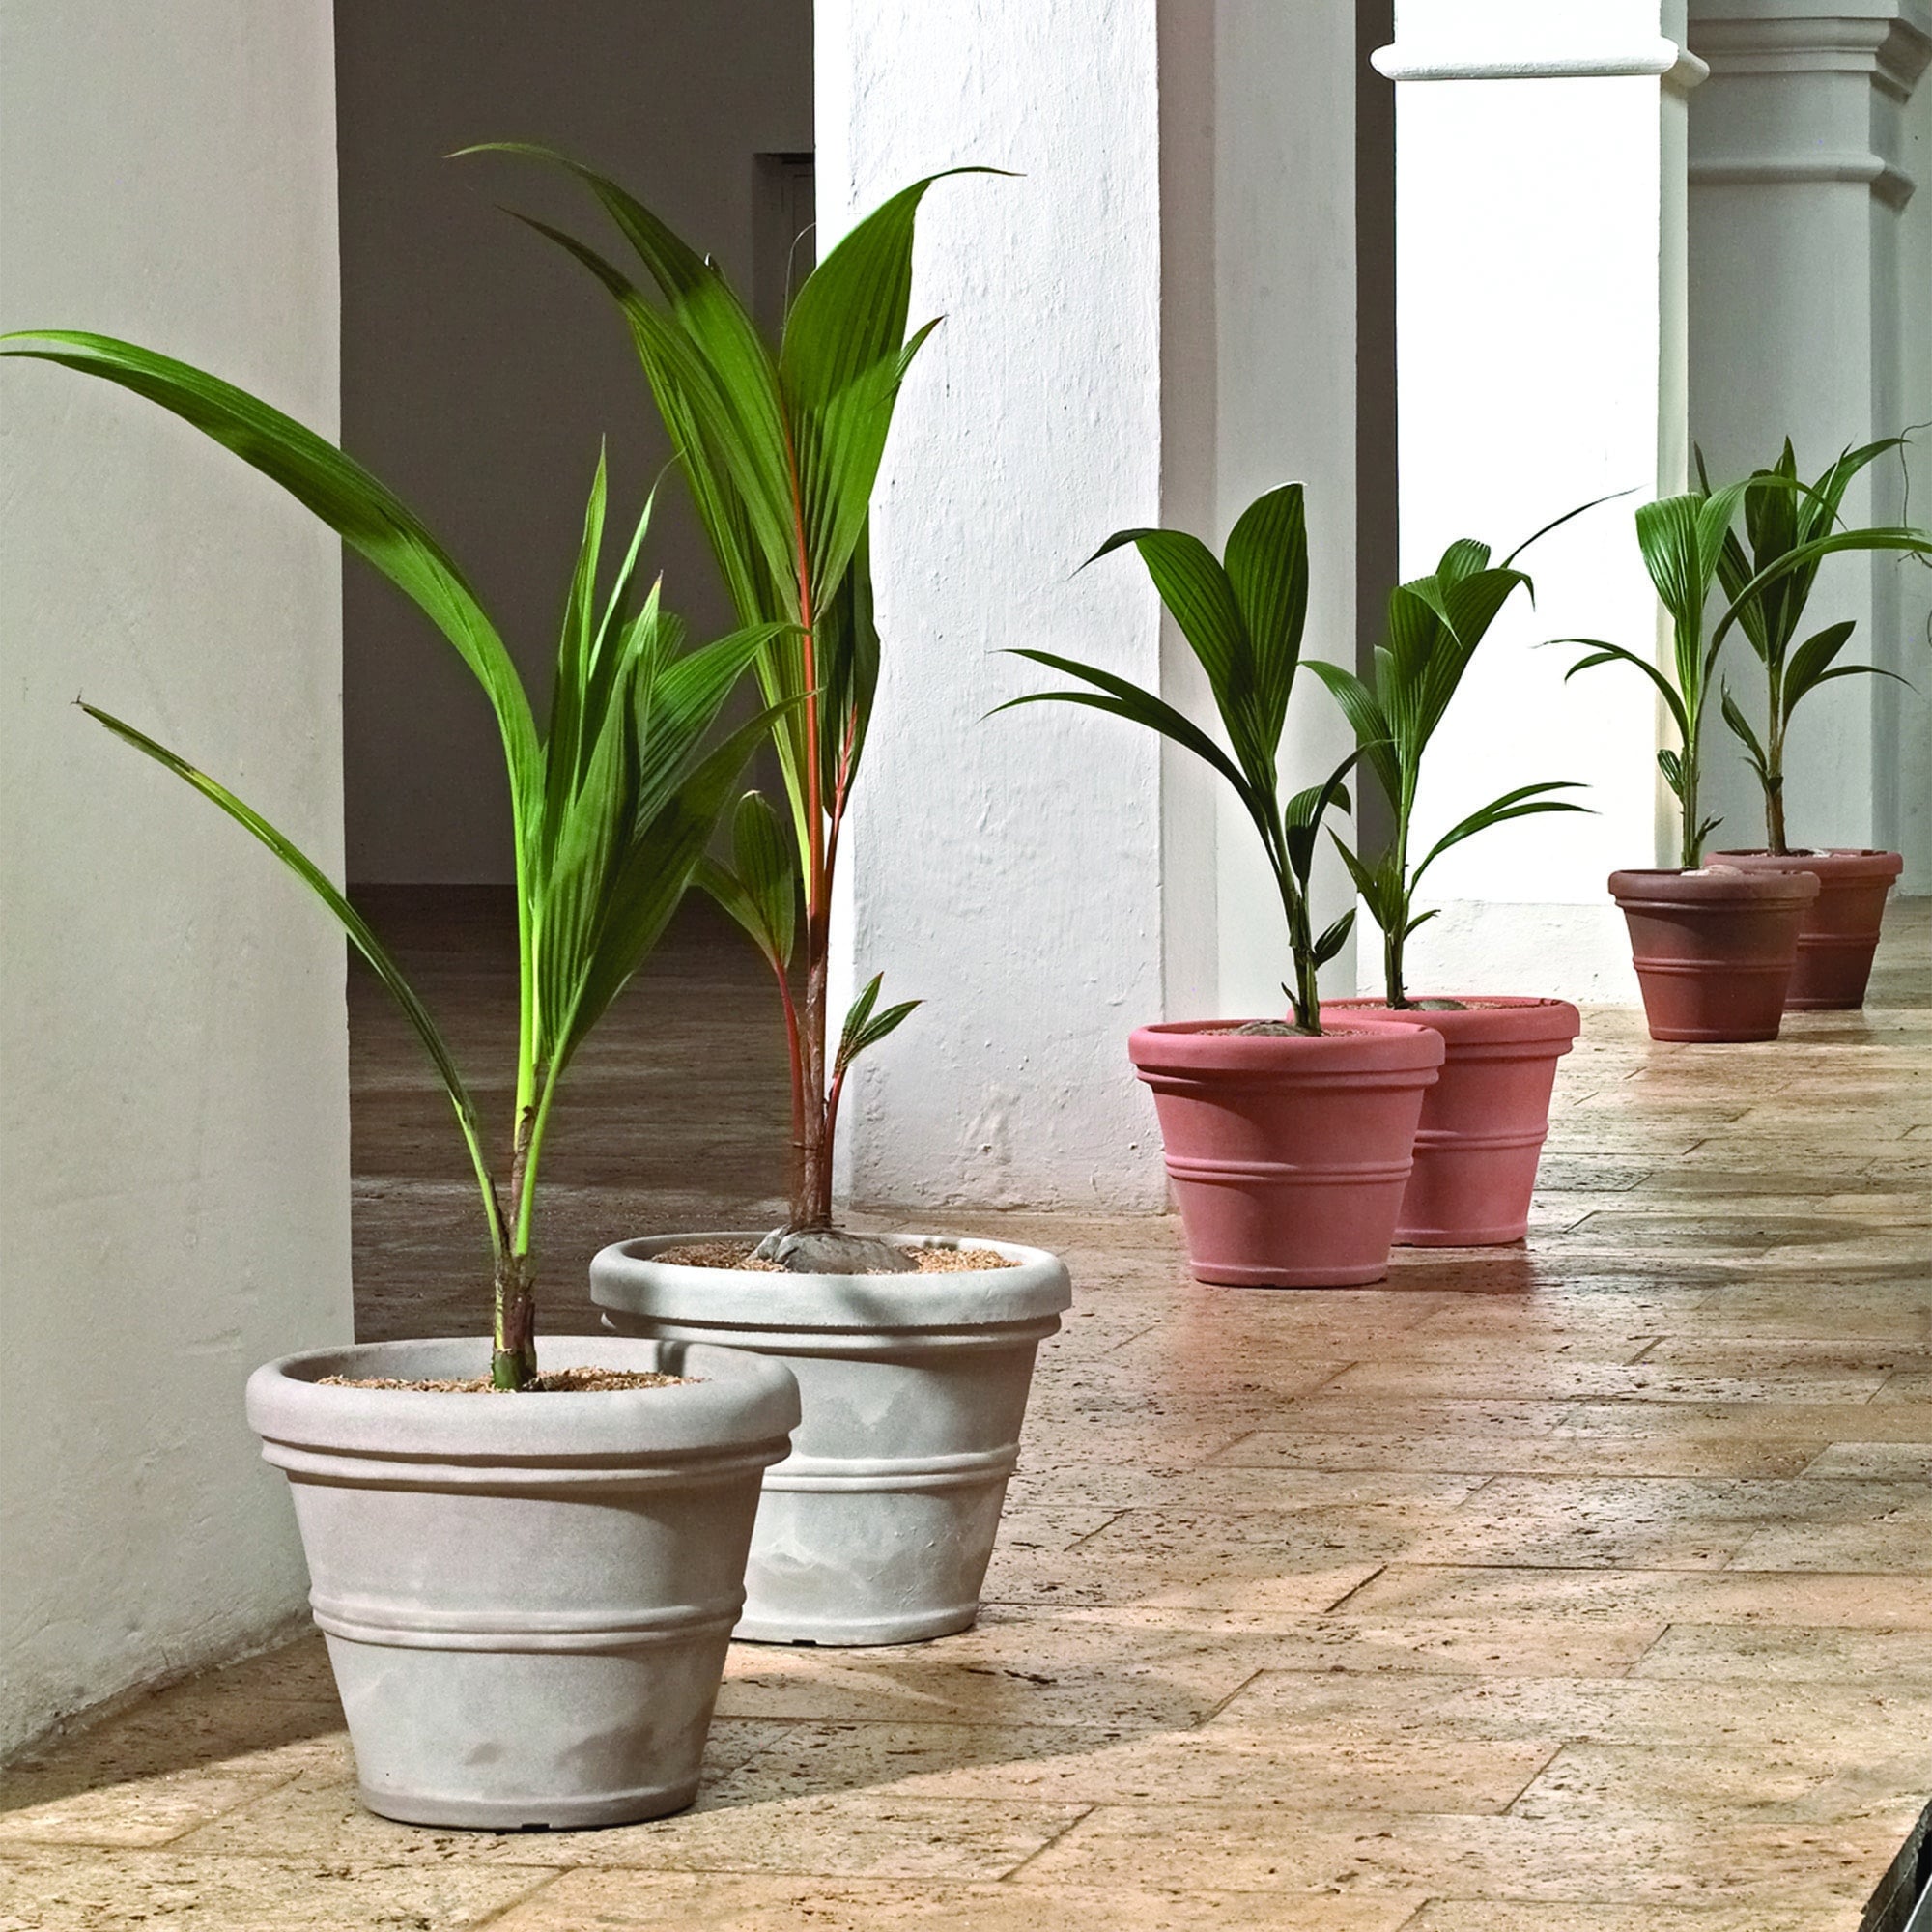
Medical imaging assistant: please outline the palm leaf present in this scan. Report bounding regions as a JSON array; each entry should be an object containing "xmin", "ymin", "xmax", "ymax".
[
  {"xmin": 558, "ymin": 698, "xmax": 800, "ymax": 1068},
  {"xmin": 700, "ymin": 790, "xmax": 797, "ymax": 971},
  {"xmin": 1553, "ymin": 637, "xmax": 1690, "ymax": 741},
  {"xmin": 1779, "ymin": 620, "xmax": 1859, "ymax": 715},
  {"xmin": 835, "ymin": 972, "xmax": 921, "ymax": 1078},
  {"xmin": 82, "ymin": 702, "xmax": 503, "ymax": 1251},
  {"xmin": 996, "ymin": 649, "xmax": 1250, "ymax": 798},
  {"xmin": 1086, "ymin": 527, "xmax": 1258, "ymax": 770},
  {"xmin": 1719, "ymin": 685, "xmax": 1771, "ymax": 784},
  {"xmin": 1715, "ymin": 526, "xmax": 1932, "ymax": 646},
  {"xmin": 3, "ymin": 330, "xmax": 543, "ymax": 827},
  {"xmin": 1307, "ymin": 660, "xmax": 1399, "ymax": 811},
  {"xmin": 1413, "ymin": 781, "xmax": 1591, "ymax": 880},
  {"xmin": 1221, "ymin": 483, "xmax": 1309, "ymax": 755}
]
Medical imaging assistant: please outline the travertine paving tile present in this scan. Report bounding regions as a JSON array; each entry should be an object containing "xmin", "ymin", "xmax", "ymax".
[
  {"xmin": 0, "ymin": 1845, "xmax": 555, "ymax": 1929},
  {"xmin": 0, "ymin": 1701, "xmax": 346, "ymax": 1848},
  {"xmin": 185, "ymin": 1768, "xmax": 1088, "ymax": 1881},
  {"xmin": 1205, "ymin": 1670, "xmax": 1932, "ymax": 1752},
  {"xmin": 1513, "ymin": 1740, "xmax": 1932, "ymax": 1823},
  {"xmin": 699, "ymin": 1719, "xmax": 1555, "ymax": 1813},
  {"xmin": 1211, "ymin": 1427, "xmax": 1826, "ymax": 1478},
  {"xmin": 1316, "ymin": 1359, "xmax": 1894, "ymax": 1404},
  {"xmin": 1406, "ymin": 1904, "xmax": 1857, "ymax": 1930},
  {"xmin": 487, "ymin": 1870, "xmax": 1429, "ymax": 1931},
  {"xmin": 468, "ymin": 1790, "xmax": 1094, "ymax": 1879},
  {"xmin": 1338, "ymin": 1563, "xmax": 1932, "ymax": 1629},
  {"xmin": 1804, "ymin": 1441, "xmax": 1932, "ymax": 1479},
  {"xmin": 1023, "ymin": 1801, "xmax": 1894, "ymax": 1906},
  {"xmin": 714, "ymin": 1614, "xmax": 1271, "ymax": 1729},
  {"xmin": 1555, "ymin": 1400, "xmax": 1932, "ymax": 1444},
  {"xmin": 1634, "ymin": 1624, "xmax": 1932, "ymax": 1684},
  {"xmin": 1401, "ymin": 1477, "xmax": 1932, "ymax": 1574}
]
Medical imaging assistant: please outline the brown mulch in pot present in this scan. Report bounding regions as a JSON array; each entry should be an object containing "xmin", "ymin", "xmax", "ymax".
[
  {"xmin": 654, "ymin": 1240, "xmax": 1018, "ymax": 1274},
  {"xmin": 315, "ymin": 1368, "xmax": 694, "ymax": 1393}
]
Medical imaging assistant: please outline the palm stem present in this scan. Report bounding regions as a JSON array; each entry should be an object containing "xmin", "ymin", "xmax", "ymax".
[{"xmin": 1387, "ymin": 791, "xmax": 1414, "ymax": 1008}]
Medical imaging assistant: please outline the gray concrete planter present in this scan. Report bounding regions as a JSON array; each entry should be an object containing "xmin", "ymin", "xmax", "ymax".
[
  {"xmin": 590, "ymin": 1236, "xmax": 1073, "ymax": 1646},
  {"xmin": 245, "ymin": 1334, "xmax": 798, "ymax": 1829}
]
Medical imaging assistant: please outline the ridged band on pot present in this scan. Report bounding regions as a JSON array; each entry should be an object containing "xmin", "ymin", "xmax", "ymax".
[
  {"xmin": 1711, "ymin": 848, "xmax": 1904, "ymax": 1010},
  {"xmin": 1128, "ymin": 1019, "xmax": 1444, "ymax": 1288},
  {"xmin": 246, "ymin": 1335, "xmax": 799, "ymax": 1830},
  {"xmin": 1323, "ymin": 997, "xmax": 1581, "ymax": 1246},
  {"xmin": 1608, "ymin": 867, "xmax": 1819, "ymax": 1042},
  {"xmin": 590, "ymin": 1236, "xmax": 1072, "ymax": 1647}
]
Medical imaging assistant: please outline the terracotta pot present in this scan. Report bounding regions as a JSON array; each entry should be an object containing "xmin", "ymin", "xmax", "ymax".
[
  {"xmin": 1710, "ymin": 848, "xmax": 1903, "ymax": 1010},
  {"xmin": 1323, "ymin": 997, "xmax": 1581, "ymax": 1246},
  {"xmin": 1608, "ymin": 867, "xmax": 1819, "ymax": 1042},
  {"xmin": 1128, "ymin": 1019, "xmax": 1443, "ymax": 1288}
]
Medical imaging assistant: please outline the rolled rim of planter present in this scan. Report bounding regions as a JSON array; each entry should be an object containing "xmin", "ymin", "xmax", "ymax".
[
  {"xmin": 1709, "ymin": 847, "xmax": 1903, "ymax": 883},
  {"xmin": 248, "ymin": 1333, "xmax": 801, "ymax": 1472},
  {"xmin": 1321, "ymin": 995, "xmax": 1583, "ymax": 1051},
  {"xmin": 1606, "ymin": 866, "xmax": 1820, "ymax": 911},
  {"xmin": 590, "ymin": 1233, "xmax": 1073, "ymax": 1339},
  {"xmin": 1128, "ymin": 1014, "xmax": 1447, "ymax": 1082}
]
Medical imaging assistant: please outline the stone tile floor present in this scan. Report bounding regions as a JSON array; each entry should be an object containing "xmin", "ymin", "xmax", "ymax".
[{"xmin": 3, "ymin": 895, "xmax": 1928, "ymax": 1929}]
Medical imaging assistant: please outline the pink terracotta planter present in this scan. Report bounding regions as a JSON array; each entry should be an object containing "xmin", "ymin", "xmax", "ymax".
[
  {"xmin": 1608, "ymin": 867, "xmax": 1819, "ymax": 1043},
  {"xmin": 1128, "ymin": 1019, "xmax": 1443, "ymax": 1288},
  {"xmin": 1323, "ymin": 998, "xmax": 1582, "ymax": 1247},
  {"xmin": 1710, "ymin": 848, "xmax": 1903, "ymax": 1010}
]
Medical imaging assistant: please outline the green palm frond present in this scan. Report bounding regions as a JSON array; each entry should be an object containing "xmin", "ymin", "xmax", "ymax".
[
  {"xmin": 15, "ymin": 327, "xmax": 781, "ymax": 1380},
  {"xmin": 465, "ymin": 147, "xmax": 996, "ymax": 1231},
  {"xmin": 1696, "ymin": 435, "xmax": 1927, "ymax": 850},
  {"xmin": 1002, "ymin": 482, "xmax": 1350, "ymax": 1028},
  {"xmin": 1327, "ymin": 504, "xmax": 1591, "ymax": 1005}
]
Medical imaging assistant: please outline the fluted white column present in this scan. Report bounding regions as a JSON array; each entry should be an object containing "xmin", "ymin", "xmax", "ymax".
[
  {"xmin": 1688, "ymin": 0, "xmax": 1932, "ymax": 876},
  {"xmin": 1374, "ymin": 2, "xmax": 1706, "ymax": 1001}
]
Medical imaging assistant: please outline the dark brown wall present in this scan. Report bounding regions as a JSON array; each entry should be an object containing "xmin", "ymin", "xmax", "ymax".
[{"xmin": 337, "ymin": 1, "xmax": 812, "ymax": 880}]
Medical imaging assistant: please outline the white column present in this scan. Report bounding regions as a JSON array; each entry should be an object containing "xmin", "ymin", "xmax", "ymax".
[
  {"xmin": 1209, "ymin": 2, "xmax": 1370, "ymax": 1020},
  {"xmin": 1374, "ymin": 1, "xmax": 1707, "ymax": 1003},
  {"xmin": 0, "ymin": 4, "xmax": 349, "ymax": 1754},
  {"xmin": 817, "ymin": 0, "xmax": 1367, "ymax": 1212},
  {"xmin": 1688, "ymin": 1, "xmax": 1932, "ymax": 873}
]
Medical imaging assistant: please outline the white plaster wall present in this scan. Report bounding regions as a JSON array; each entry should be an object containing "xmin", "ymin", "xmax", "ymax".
[
  {"xmin": 0, "ymin": 2, "xmax": 351, "ymax": 1756},
  {"xmin": 819, "ymin": 0, "xmax": 1173, "ymax": 1211},
  {"xmin": 1212, "ymin": 0, "xmax": 1364, "ymax": 1019}
]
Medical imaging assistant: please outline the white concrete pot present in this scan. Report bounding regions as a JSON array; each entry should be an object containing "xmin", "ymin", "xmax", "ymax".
[
  {"xmin": 245, "ymin": 1333, "xmax": 798, "ymax": 1829},
  {"xmin": 590, "ymin": 1235, "xmax": 1072, "ymax": 1646}
]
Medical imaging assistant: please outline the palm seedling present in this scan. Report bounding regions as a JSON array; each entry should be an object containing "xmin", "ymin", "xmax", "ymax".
[
  {"xmin": 1311, "ymin": 525, "xmax": 1592, "ymax": 1009},
  {"xmin": 1561, "ymin": 472, "xmax": 1932, "ymax": 867},
  {"xmin": 469, "ymin": 147, "xmax": 981, "ymax": 1235},
  {"xmin": 1703, "ymin": 438, "xmax": 1925, "ymax": 855},
  {"xmin": 998, "ymin": 482, "xmax": 1357, "ymax": 1032},
  {"xmin": 1, "ymin": 331, "xmax": 791, "ymax": 1387},
  {"xmin": 1558, "ymin": 484, "xmax": 1751, "ymax": 868}
]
